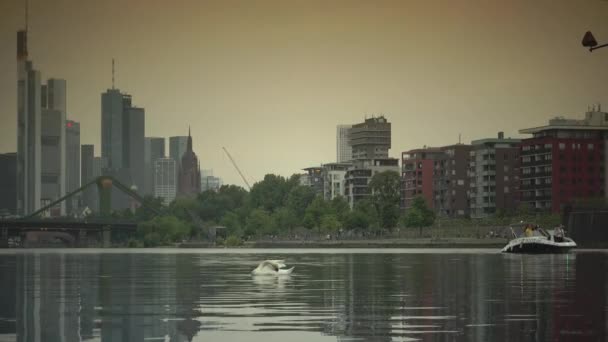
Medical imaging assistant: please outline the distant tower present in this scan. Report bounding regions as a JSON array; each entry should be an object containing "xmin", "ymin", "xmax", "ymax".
[
  {"xmin": 177, "ymin": 127, "xmax": 201, "ymax": 197},
  {"xmin": 16, "ymin": 0, "xmax": 42, "ymax": 215}
]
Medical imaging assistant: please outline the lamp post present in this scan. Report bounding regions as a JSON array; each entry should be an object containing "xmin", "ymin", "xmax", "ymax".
[{"xmin": 582, "ymin": 31, "xmax": 608, "ymax": 52}]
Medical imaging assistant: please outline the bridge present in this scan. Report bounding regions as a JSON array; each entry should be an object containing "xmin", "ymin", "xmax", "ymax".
[{"xmin": 0, "ymin": 176, "xmax": 161, "ymax": 248}]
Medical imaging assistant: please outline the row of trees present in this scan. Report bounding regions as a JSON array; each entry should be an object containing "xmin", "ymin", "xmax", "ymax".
[
  {"xmin": 127, "ymin": 169, "xmax": 561, "ymax": 246},
  {"xmin": 129, "ymin": 171, "xmax": 437, "ymax": 245}
]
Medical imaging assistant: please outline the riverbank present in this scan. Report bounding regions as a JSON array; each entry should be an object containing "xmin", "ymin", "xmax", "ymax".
[{"xmin": 179, "ymin": 237, "xmax": 509, "ymax": 249}]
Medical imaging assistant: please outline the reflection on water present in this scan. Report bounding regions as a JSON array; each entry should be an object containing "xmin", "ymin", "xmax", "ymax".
[{"xmin": 0, "ymin": 249, "xmax": 606, "ymax": 342}]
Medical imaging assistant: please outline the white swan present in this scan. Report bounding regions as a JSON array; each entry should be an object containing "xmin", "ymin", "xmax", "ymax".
[{"xmin": 251, "ymin": 259, "xmax": 294, "ymax": 275}]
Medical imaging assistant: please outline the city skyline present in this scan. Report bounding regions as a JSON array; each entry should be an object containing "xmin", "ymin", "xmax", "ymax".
[{"xmin": 1, "ymin": 0, "xmax": 608, "ymax": 187}]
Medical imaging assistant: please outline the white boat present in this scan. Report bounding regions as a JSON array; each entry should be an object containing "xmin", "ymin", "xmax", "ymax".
[{"xmin": 501, "ymin": 224, "xmax": 577, "ymax": 254}]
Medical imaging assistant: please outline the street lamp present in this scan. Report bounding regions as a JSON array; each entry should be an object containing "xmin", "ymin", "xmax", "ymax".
[{"xmin": 582, "ymin": 31, "xmax": 608, "ymax": 52}]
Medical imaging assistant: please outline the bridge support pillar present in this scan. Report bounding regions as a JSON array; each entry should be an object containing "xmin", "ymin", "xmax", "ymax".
[
  {"xmin": 102, "ymin": 227, "xmax": 111, "ymax": 248},
  {"xmin": 78, "ymin": 229, "xmax": 88, "ymax": 247},
  {"xmin": 0, "ymin": 228, "xmax": 7, "ymax": 248}
]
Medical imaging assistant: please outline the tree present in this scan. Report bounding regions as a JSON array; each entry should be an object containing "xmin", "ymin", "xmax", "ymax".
[
  {"xmin": 272, "ymin": 207, "xmax": 298, "ymax": 233},
  {"xmin": 134, "ymin": 195, "xmax": 165, "ymax": 221},
  {"xmin": 286, "ymin": 185, "xmax": 317, "ymax": 220},
  {"xmin": 249, "ymin": 174, "xmax": 292, "ymax": 212},
  {"xmin": 137, "ymin": 215, "xmax": 192, "ymax": 247},
  {"xmin": 345, "ymin": 199, "xmax": 379, "ymax": 231},
  {"xmin": 320, "ymin": 214, "xmax": 342, "ymax": 232},
  {"xmin": 245, "ymin": 208, "xmax": 276, "ymax": 236},
  {"xmin": 220, "ymin": 211, "xmax": 243, "ymax": 237},
  {"xmin": 330, "ymin": 196, "xmax": 350, "ymax": 225},
  {"xmin": 303, "ymin": 196, "xmax": 331, "ymax": 229},
  {"xmin": 402, "ymin": 196, "xmax": 435, "ymax": 235},
  {"xmin": 369, "ymin": 170, "xmax": 401, "ymax": 229}
]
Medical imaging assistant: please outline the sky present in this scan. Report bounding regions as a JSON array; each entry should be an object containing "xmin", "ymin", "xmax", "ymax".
[{"xmin": 1, "ymin": 0, "xmax": 608, "ymax": 187}]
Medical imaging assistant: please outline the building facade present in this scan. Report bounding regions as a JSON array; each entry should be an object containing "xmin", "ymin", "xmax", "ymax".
[
  {"xmin": 0, "ymin": 153, "xmax": 17, "ymax": 215},
  {"xmin": 80, "ymin": 144, "xmax": 95, "ymax": 210},
  {"xmin": 154, "ymin": 158, "xmax": 177, "ymax": 205},
  {"xmin": 300, "ymin": 167, "xmax": 324, "ymax": 195},
  {"xmin": 402, "ymin": 147, "xmax": 445, "ymax": 210},
  {"xmin": 177, "ymin": 130, "xmax": 201, "ymax": 197},
  {"xmin": 401, "ymin": 144, "xmax": 471, "ymax": 217},
  {"xmin": 349, "ymin": 116, "xmax": 391, "ymax": 160},
  {"xmin": 322, "ymin": 163, "xmax": 350, "ymax": 200},
  {"xmin": 344, "ymin": 158, "xmax": 399, "ymax": 208},
  {"xmin": 169, "ymin": 136, "xmax": 188, "ymax": 167},
  {"xmin": 65, "ymin": 120, "xmax": 80, "ymax": 213},
  {"xmin": 144, "ymin": 137, "xmax": 166, "ymax": 196},
  {"xmin": 519, "ymin": 110, "xmax": 608, "ymax": 213},
  {"xmin": 469, "ymin": 133, "xmax": 520, "ymax": 218},
  {"xmin": 336, "ymin": 125, "xmax": 352, "ymax": 162},
  {"xmin": 122, "ymin": 107, "xmax": 145, "ymax": 193},
  {"xmin": 40, "ymin": 108, "xmax": 65, "ymax": 216},
  {"xmin": 101, "ymin": 88, "xmax": 145, "ymax": 209},
  {"xmin": 16, "ymin": 29, "xmax": 42, "ymax": 216}
]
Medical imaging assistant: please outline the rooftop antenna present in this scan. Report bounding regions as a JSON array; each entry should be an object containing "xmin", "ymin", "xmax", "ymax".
[
  {"xmin": 458, "ymin": 133, "xmax": 462, "ymax": 144},
  {"xmin": 111, "ymin": 58, "xmax": 115, "ymax": 89}
]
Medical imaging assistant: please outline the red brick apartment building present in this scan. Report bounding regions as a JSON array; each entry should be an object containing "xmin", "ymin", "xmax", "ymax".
[
  {"xmin": 402, "ymin": 144, "xmax": 471, "ymax": 217},
  {"xmin": 519, "ymin": 110, "xmax": 608, "ymax": 213}
]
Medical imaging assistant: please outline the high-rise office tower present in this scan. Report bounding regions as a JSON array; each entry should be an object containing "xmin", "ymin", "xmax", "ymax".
[
  {"xmin": 123, "ymin": 107, "xmax": 145, "ymax": 193},
  {"xmin": 144, "ymin": 137, "xmax": 165, "ymax": 196},
  {"xmin": 154, "ymin": 158, "xmax": 177, "ymax": 205},
  {"xmin": 40, "ymin": 108, "xmax": 65, "ymax": 216},
  {"xmin": 336, "ymin": 125, "xmax": 352, "ymax": 162},
  {"xmin": 16, "ymin": 27, "xmax": 42, "ymax": 216},
  {"xmin": 65, "ymin": 120, "xmax": 80, "ymax": 213},
  {"xmin": 0, "ymin": 153, "xmax": 17, "ymax": 215},
  {"xmin": 101, "ymin": 75, "xmax": 146, "ymax": 210},
  {"xmin": 101, "ymin": 89, "xmax": 126, "ymax": 170},
  {"xmin": 169, "ymin": 136, "xmax": 188, "ymax": 168},
  {"xmin": 81, "ymin": 145, "xmax": 95, "ymax": 210},
  {"xmin": 39, "ymin": 79, "xmax": 67, "ymax": 216},
  {"xmin": 349, "ymin": 116, "xmax": 391, "ymax": 160}
]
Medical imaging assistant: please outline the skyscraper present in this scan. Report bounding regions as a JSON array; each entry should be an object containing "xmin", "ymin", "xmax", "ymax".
[
  {"xmin": 349, "ymin": 116, "xmax": 391, "ymax": 160},
  {"xmin": 336, "ymin": 125, "xmax": 352, "ymax": 162},
  {"xmin": 144, "ymin": 137, "xmax": 165, "ymax": 196},
  {"xmin": 0, "ymin": 153, "xmax": 17, "ymax": 215},
  {"xmin": 101, "ymin": 83, "xmax": 146, "ymax": 210},
  {"xmin": 169, "ymin": 136, "xmax": 188, "ymax": 167},
  {"xmin": 39, "ymin": 79, "xmax": 67, "ymax": 216},
  {"xmin": 123, "ymin": 107, "xmax": 145, "ymax": 193},
  {"xmin": 80, "ymin": 144, "xmax": 95, "ymax": 210},
  {"xmin": 101, "ymin": 89, "xmax": 125, "ymax": 170},
  {"xmin": 65, "ymin": 120, "xmax": 80, "ymax": 213},
  {"xmin": 177, "ymin": 129, "xmax": 201, "ymax": 197},
  {"xmin": 154, "ymin": 158, "xmax": 177, "ymax": 205},
  {"xmin": 40, "ymin": 108, "xmax": 65, "ymax": 216},
  {"xmin": 16, "ymin": 28, "xmax": 42, "ymax": 216}
]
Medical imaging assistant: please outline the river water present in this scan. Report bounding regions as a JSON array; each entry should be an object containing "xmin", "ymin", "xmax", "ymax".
[{"xmin": 0, "ymin": 249, "xmax": 606, "ymax": 342}]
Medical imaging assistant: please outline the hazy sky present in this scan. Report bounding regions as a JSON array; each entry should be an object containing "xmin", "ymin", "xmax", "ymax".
[{"xmin": 1, "ymin": 0, "xmax": 608, "ymax": 187}]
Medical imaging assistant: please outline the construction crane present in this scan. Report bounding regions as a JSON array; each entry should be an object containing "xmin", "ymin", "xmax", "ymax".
[{"xmin": 222, "ymin": 147, "xmax": 252, "ymax": 190}]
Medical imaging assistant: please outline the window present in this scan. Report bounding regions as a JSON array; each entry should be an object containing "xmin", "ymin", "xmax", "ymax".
[
  {"xmin": 522, "ymin": 145, "xmax": 531, "ymax": 151},
  {"xmin": 457, "ymin": 179, "xmax": 464, "ymax": 186},
  {"xmin": 546, "ymin": 153, "xmax": 552, "ymax": 160},
  {"xmin": 504, "ymin": 186, "xmax": 509, "ymax": 193},
  {"xmin": 523, "ymin": 168, "xmax": 531, "ymax": 175},
  {"xmin": 523, "ymin": 156, "xmax": 531, "ymax": 163},
  {"xmin": 504, "ymin": 176, "xmax": 509, "ymax": 181},
  {"xmin": 588, "ymin": 143, "xmax": 595, "ymax": 150},
  {"xmin": 559, "ymin": 143, "xmax": 565, "ymax": 150},
  {"xmin": 544, "ymin": 143, "xmax": 552, "ymax": 149}
]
